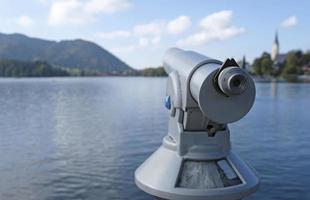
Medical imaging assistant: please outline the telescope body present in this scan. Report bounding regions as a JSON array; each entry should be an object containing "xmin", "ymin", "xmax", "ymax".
[
  {"xmin": 135, "ymin": 48, "xmax": 259, "ymax": 200},
  {"xmin": 163, "ymin": 48, "xmax": 255, "ymax": 124}
]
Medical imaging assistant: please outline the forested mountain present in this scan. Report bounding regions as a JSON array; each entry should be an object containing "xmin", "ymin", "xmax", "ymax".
[
  {"xmin": 0, "ymin": 33, "xmax": 133, "ymax": 74},
  {"xmin": 0, "ymin": 59, "xmax": 69, "ymax": 77}
]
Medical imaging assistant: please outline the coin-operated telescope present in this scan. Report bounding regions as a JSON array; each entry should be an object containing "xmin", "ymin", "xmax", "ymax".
[{"xmin": 135, "ymin": 48, "xmax": 259, "ymax": 200}]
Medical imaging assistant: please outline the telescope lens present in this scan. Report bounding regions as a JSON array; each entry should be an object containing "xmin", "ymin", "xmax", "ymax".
[
  {"xmin": 233, "ymin": 78, "xmax": 241, "ymax": 87},
  {"xmin": 218, "ymin": 67, "xmax": 249, "ymax": 96},
  {"xmin": 229, "ymin": 74, "xmax": 247, "ymax": 94}
]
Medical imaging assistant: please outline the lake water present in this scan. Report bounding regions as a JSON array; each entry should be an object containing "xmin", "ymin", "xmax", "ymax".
[{"xmin": 0, "ymin": 77, "xmax": 309, "ymax": 200}]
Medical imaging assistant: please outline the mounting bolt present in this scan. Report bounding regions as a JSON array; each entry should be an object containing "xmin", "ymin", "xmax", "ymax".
[{"xmin": 165, "ymin": 96, "xmax": 171, "ymax": 110}]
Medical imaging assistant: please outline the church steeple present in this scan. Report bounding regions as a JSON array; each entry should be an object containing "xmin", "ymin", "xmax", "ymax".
[
  {"xmin": 272, "ymin": 31, "xmax": 280, "ymax": 61},
  {"xmin": 241, "ymin": 55, "xmax": 246, "ymax": 70},
  {"xmin": 274, "ymin": 31, "xmax": 279, "ymax": 46}
]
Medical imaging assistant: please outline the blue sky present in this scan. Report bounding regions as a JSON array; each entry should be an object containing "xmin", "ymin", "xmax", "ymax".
[{"xmin": 0, "ymin": 0, "xmax": 309, "ymax": 69}]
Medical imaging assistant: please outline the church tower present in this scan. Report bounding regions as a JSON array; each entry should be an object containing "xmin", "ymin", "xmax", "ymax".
[{"xmin": 271, "ymin": 31, "xmax": 279, "ymax": 61}]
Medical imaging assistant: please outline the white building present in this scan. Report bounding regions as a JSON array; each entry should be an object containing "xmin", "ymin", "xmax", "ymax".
[{"xmin": 272, "ymin": 31, "xmax": 286, "ymax": 66}]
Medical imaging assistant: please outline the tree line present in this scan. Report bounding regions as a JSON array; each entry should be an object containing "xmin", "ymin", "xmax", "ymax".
[
  {"xmin": 252, "ymin": 50, "xmax": 310, "ymax": 81},
  {"xmin": 1, "ymin": 50, "xmax": 310, "ymax": 79},
  {"xmin": 0, "ymin": 59, "xmax": 168, "ymax": 77},
  {"xmin": 138, "ymin": 67, "xmax": 167, "ymax": 76},
  {"xmin": 0, "ymin": 59, "xmax": 69, "ymax": 77}
]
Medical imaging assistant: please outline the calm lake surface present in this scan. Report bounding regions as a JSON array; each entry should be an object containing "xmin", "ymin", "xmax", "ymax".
[{"xmin": 0, "ymin": 77, "xmax": 309, "ymax": 200}]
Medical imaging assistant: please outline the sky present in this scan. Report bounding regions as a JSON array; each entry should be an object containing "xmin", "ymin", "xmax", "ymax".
[{"xmin": 0, "ymin": 0, "xmax": 309, "ymax": 69}]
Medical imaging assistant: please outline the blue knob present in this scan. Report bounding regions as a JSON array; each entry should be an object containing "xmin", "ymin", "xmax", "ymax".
[{"xmin": 165, "ymin": 96, "xmax": 171, "ymax": 110}]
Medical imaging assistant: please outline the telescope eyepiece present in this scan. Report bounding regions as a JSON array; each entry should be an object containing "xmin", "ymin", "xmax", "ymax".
[
  {"xmin": 164, "ymin": 48, "xmax": 256, "ymax": 123},
  {"xmin": 218, "ymin": 67, "xmax": 249, "ymax": 96}
]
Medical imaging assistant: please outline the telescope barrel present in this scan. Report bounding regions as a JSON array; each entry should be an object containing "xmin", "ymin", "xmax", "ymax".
[
  {"xmin": 163, "ymin": 48, "xmax": 217, "ymax": 77},
  {"xmin": 218, "ymin": 67, "xmax": 249, "ymax": 96},
  {"xmin": 163, "ymin": 48, "xmax": 256, "ymax": 124},
  {"xmin": 135, "ymin": 48, "xmax": 259, "ymax": 200}
]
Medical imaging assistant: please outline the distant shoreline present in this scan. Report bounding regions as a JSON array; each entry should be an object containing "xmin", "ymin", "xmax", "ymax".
[
  {"xmin": 253, "ymin": 75, "xmax": 310, "ymax": 83},
  {"xmin": 1, "ymin": 75, "xmax": 310, "ymax": 83}
]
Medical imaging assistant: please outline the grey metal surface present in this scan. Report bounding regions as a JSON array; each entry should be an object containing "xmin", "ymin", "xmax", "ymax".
[
  {"xmin": 135, "ymin": 48, "xmax": 259, "ymax": 200},
  {"xmin": 189, "ymin": 62, "xmax": 255, "ymax": 124},
  {"xmin": 135, "ymin": 147, "xmax": 259, "ymax": 200},
  {"xmin": 217, "ymin": 160, "xmax": 238, "ymax": 180},
  {"xmin": 218, "ymin": 67, "xmax": 249, "ymax": 96},
  {"xmin": 163, "ymin": 48, "xmax": 222, "ymax": 110},
  {"xmin": 178, "ymin": 161, "xmax": 224, "ymax": 189}
]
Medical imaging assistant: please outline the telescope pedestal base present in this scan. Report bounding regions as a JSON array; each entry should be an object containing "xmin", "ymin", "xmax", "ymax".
[{"xmin": 135, "ymin": 145, "xmax": 259, "ymax": 200}]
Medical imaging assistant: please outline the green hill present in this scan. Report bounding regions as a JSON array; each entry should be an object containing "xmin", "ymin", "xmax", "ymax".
[
  {"xmin": 0, "ymin": 59, "xmax": 69, "ymax": 77},
  {"xmin": 0, "ymin": 33, "xmax": 134, "ymax": 74}
]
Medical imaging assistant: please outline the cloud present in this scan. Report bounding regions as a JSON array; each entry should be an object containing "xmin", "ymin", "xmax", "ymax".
[
  {"xmin": 177, "ymin": 10, "xmax": 244, "ymax": 47},
  {"xmin": 84, "ymin": 0, "xmax": 131, "ymax": 14},
  {"xmin": 94, "ymin": 21, "xmax": 164, "ymax": 50},
  {"xmin": 96, "ymin": 15, "xmax": 189, "ymax": 48},
  {"xmin": 138, "ymin": 36, "xmax": 161, "ymax": 47},
  {"xmin": 177, "ymin": 28, "xmax": 244, "ymax": 47},
  {"xmin": 199, "ymin": 10, "xmax": 232, "ymax": 30},
  {"xmin": 111, "ymin": 35, "xmax": 161, "ymax": 54},
  {"xmin": 134, "ymin": 16, "xmax": 190, "ymax": 37},
  {"xmin": 34, "ymin": 0, "xmax": 50, "ymax": 4},
  {"xmin": 139, "ymin": 37, "xmax": 149, "ymax": 47},
  {"xmin": 133, "ymin": 21, "xmax": 165, "ymax": 37},
  {"xmin": 48, "ymin": 0, "xmax": 93, "ymax": 25},
  {"xmin": 112, "ymin": 44, "xmax": 136, "ymax": 53},
  {"xmin": 48, "ymin": 0, "xmax": 132, "ymax": 25},
  {"xmin": 112, "ymin": 36, "xmax": 160, "ymax": 53},
  {"xmin": 133, "ymin": 21, "xmax": 165, "ymax": 47},
  {"xmin": 166, "ymin": 15, "xmax": 191, "ymax": 34},
  {"xmin": 281, "ymin": 16, "xmax": 298, "ymax": 28},
  {"xmin": 95, "ymin": 30, "xmax": 131, "ymax": 39},
  {"xmin": 16, "ymin": 16, "xmax": 34, "ymax": 27},
  {"xmin": 133, "ymin": 21, "xmax": 166, "ymax": 48},
  {"xmin": 151, "ymin": 36, "xmax": 161, "ymax": 45},
  {"xmin": 97, "ymin": 15, "xmax": 188, "ymax": 50}
]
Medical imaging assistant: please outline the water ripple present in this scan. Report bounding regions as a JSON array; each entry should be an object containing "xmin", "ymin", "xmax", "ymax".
[{"xmin": 0, "ymin": 78, "xmax": 309, "ymax": 200}]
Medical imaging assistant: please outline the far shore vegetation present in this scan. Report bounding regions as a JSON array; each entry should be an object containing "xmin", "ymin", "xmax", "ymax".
[
  {"xmin": 0, "ymin": 59, "xmax": 167, "ymax": 77},
  {"xmin": 0, "ymin": 60, "xmax": 69, "ymax": 77},
  {"xmin": 251, "ymin": 50, "xmax": 310, "ymax": 82},
  {"xmin": 0, "ymin": 49, "xmax": 310, "ymax": 82}
]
